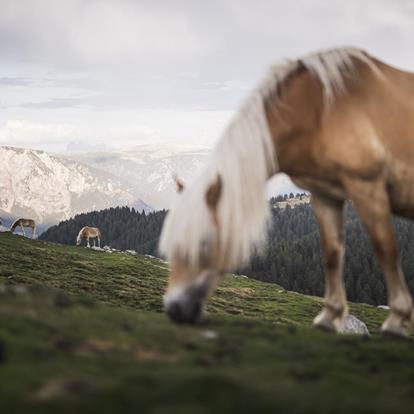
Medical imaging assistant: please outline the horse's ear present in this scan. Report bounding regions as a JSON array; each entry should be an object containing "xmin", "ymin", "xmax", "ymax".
[
  {"xmin": 205, "ymin": 174, "xmax": 222, "ymax": 211},
  {"xmin": 173, "ymin": 174, "xmax": 185, "ymax": 193}
]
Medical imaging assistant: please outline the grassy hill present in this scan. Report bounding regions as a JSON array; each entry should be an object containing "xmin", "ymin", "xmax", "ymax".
[{"xmin": 0, "ymin": 232, "xmax": 413, "ymax": 413}]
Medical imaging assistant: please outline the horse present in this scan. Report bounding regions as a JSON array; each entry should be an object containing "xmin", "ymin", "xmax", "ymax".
[
  {"xmin": 160, "ymin": 47, "xmax": 414, "ymax": 337},
  {"xmin": 10, "ymin": 218, "xmax": 36, "ymax": 238},
  {"xmin": 76, "ymin": 226, "xmax": 101, "ymax": 248}
]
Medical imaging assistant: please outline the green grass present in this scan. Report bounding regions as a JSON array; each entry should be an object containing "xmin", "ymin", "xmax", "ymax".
[{"xmin": 0, "ymin": 232, "xmax": 413, "ymax": 414}]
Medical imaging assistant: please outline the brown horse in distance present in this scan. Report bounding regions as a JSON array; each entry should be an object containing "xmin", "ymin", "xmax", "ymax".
[
  {"xmin": 160, "ymin": 47, "xmax": 414, "ymax": 337},
  {"xmin": 10, "ymin": 218, "xmax": 36, "ymax": 238},
  {"xmin": 76, "ymin": 226, "xmax": 101, "ymax": 248}
]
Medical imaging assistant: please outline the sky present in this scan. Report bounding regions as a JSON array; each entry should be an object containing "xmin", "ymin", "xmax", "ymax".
[{"xmin": 0, "ymin": 0, "xmax": 414, "ymax": 153}]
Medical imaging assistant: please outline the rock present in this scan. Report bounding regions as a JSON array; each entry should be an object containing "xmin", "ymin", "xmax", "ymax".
[
  {"xmin": 91, "ymin": 246, "xmax": 104, "ymax": 251},
  {"xmin": 201, "ymin": 330, "xmax": 218, "ymax": 340},
  {"xmin": 125, "ymin": 250, "xmax": 137, "ymax": 255},
  {"xmin": 339, "ymin": 315, "xmax": 369, "ymax": 335},
  {"xmin": 377, "ymin": 305, "xmax": 390, "ymax": 310}
]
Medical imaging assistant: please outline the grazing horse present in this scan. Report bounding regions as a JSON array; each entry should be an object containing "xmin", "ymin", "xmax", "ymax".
[
  {"xmin": 10, "ymin": 218, "xmax": 36, "ymax": 238},
  {"xmin": 76, "ymin": 226, "xmax": 101, "ymax": 248},
  {"xmin": 160, "ymin": 47, "xmax": 414, "ymax": 337}
]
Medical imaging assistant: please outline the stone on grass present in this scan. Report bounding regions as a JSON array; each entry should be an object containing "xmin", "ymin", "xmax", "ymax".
[{"xmin": 339, "ymin": 314, "xmax": 369, "ymax": 335}]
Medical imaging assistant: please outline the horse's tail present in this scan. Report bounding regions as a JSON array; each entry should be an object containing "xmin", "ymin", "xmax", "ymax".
[{"xmin": 97, "ymin": 228, "xmax": 102, "ymax": 238}]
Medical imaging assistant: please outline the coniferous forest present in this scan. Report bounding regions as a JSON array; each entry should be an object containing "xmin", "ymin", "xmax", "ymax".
[
  {"xmin": 40, "ymin": 207, "xmax": 167, "ymax": 256},
  {"xmin": 40, "ymin": 202, "xmax": 414, "ymax": 306}
]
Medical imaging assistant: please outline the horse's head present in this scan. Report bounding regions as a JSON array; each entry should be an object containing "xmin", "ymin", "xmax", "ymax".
[
  {"xmin": 76, "ymin": 230, "xmax": 83, "ymax": 246},
  {"xmin": 160, "ymin": 174, "xmax": 224, "ymax": 324}
]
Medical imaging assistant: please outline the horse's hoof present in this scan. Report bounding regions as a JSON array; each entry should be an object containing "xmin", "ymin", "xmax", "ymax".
[
  {"xmin": 380, "ymin": 326, "xmax": 408, "ymax": 339},
  {"xmin": 312, "ymin": 319, "xmax": 337, "ymax": 333}
]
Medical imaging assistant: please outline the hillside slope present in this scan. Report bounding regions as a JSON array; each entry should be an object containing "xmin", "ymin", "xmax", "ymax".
[{"xmin": 0, "ymin": 233, "xmax": 413, "ymax": 413}]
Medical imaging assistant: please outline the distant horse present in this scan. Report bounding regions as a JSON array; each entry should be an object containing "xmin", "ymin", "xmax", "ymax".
[
  {"xmin": 160, "ymin": 47, "xmax": 414, "ymax": 337},
  {"xmin": 10, "ymin": 218, "xmax": 36, "ymax": 238},
  {"xmin": 76, "ymin": 226, "xmax": 101, "ymax": 248}
]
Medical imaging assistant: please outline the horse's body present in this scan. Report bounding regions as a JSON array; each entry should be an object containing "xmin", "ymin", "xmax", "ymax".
[
  {"xmin": 10, "ymin": 218, "xmax": 36, "ymax": 238},
  {"xmin": 76, "ymin": 226, "xmax": 101, "ymax": 248},
  {"xmin": 160, "ymin": 47, "xmax": 414, "ymax": 337}
]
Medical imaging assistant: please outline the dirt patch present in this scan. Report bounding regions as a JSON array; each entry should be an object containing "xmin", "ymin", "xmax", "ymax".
[
  {"xmin": 33, "ymin": 378, "xmax": 97, "ymax": 400},
  {"xmin": 220, "ymin": 287, "xmax": 255, "ymax": 298},
  {"xmin": 54, "ymin": 337, "xmax": 178, "ymax": 362}
]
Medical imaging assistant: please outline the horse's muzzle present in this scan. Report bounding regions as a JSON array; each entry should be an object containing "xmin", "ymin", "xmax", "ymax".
[
  {"xmin": 166, "ymin": 299, "xmax": 202, "ymax": 324},
  {"xmin": 164, "ymin": 279, "xmax": 212, "ymax": 324}
]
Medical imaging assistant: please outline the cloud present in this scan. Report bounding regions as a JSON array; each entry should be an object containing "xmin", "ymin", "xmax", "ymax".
[
  {"xmin": 0, "ymin": 120, "xmax": 83, "ymax": 145},
  {"xmin": 0, "ymin": 77, "xmax": 30, "ymax": 86},
  {"xmin": 0, "ymin": 0, "xmax": 210, "ymax": 68},
  {"xmin": 19, "ymin": 97, "xmax": 92, "ymax": 109},
  {"xmin": 0, "ymin": 109, "xmax": 232, "ymax": 152},
  {"xmin": 1, "ymin": 1, "xmax": 414, "ymax": 152}
]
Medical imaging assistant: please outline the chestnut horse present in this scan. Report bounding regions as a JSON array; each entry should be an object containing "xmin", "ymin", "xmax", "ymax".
[
  {"xmin": 76, "ymin": 226, "xmax": 101, "ymax": 248},
  {"xmin": 160, "ymin": 47, "xmax": 414, "ymax": 337},
  {"xmin": 10, "ymin": 218, "xmax": 36, "ymax": 238}
]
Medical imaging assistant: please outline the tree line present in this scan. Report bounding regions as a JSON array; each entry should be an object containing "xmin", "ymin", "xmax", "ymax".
[
  {"xmin": 40, "ymin": 207, "xmax": 166, "ymax": 256},
  {"xmin": 40, "ymin": 201, "xmax": 414, "ymax": 306}
]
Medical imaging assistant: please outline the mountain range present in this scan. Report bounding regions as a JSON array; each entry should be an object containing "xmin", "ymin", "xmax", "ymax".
[
  {"xmin": 0, "ymin": 146, "xmax": 151, "ymax": 226},
  {"xmin": 0, "ymin": 143, "xmax": 297, "ymax": 228},
  {"xmin": 68, "ymin": 143, "xmax": 211, "ymax": 210},
  {"xmin": 69, "ymin": 143, "xmax": 298, "ymax": 209}
]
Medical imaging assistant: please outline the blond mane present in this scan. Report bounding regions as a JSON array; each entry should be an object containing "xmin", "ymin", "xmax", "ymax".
[{"xmin": 159, "ymin": 47, "xmax": 378, "ymax": 270}]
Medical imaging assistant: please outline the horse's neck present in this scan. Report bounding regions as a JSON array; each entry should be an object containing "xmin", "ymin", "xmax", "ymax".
[{"xmin": 11, "ymin": 220, "xmax": 21, "ymax": 230}]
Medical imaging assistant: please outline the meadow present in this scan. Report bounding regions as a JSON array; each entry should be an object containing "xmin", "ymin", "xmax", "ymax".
[{"xmin": 0, "ymin": 232, "xmax": 413, "ymax": 413}]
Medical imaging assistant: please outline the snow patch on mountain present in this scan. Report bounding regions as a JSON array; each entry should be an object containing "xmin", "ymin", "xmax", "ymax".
[
  {"xmin": 69, "ymin": 143, "xmax": 212, "ymax": 209},
  {"xmin": 0, "ymin": 146, "xmax": 152, "ymax": 225},
  {"xmin": 69, "ymin": 143, "xmax": 300, "ymax": 209}
]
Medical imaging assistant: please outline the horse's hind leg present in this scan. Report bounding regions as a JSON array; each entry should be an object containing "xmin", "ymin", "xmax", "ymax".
[
  {"xmin": 312, "ymin": 195, "xmax": 347, "ymax": 331},
  {"xmin": 346, "ymin": 178, "xmax": 413, "ymax": 336},
  {"xmin": 32, "ymin": 225, "xmax": 36, "ymax": 239},
  {"xmin": 21, "ymin": 225, "xmax": 26, "ymax": 237}
]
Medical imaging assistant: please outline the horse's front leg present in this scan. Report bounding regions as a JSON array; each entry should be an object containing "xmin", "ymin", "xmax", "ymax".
[
  {"xmin": 87, "ymin": 237, "xmax": 90, "ymax": 248},
  {"xmin": 21, "ymin": 225, "xmax": 26, "ymax": 237},
  {"xmin": 346, "ymin": 178, "xmax": 413, "ymax": 337},
  {"xmin": 312, "ymin": 195, "xmax": 347, "ymax": 332},
  {"xmin": 32, "ymin": 226, "xmax": 36, "ymax": 239}
]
